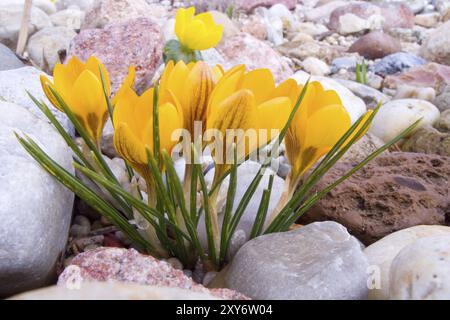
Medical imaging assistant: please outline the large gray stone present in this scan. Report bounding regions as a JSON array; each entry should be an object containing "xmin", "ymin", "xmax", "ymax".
[
  {"xmin": 0, "ymin": 67, "xmax": 73, "ymax": 135},
  {"xmin": 223, "ymin": 222, "xmax": 370, "ymax": 300},
  {"xmin": 0, "ymin": 101, "xmax": 74, "ymax": 297},
  {"xmin": 0, "ymin": 43, "xmax": 24, "ymax": 71}
]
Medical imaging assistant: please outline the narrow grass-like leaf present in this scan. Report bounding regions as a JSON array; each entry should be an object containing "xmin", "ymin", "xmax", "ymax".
[
  {"xmin": 16, "ymin": 133, "xmax": 154, "ymax": 254},
  {"xmin": 219, "ymin": 144, "xmax": 238, "ymax": 262},
  {"xmin": 278, "ymin": 119, "xmax": 421, "ymax": 230},
  {"xmin": 152, "ymin": 82, "xmax": 161, "ymax": 166},
  {"xmin": 250, "ymin": 174, "xmax": 274, "ymax": 239}
]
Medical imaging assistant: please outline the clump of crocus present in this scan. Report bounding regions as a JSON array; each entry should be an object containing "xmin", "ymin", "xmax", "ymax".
[{"xmin": 164, "ymin": 7, "xmax": 223, "ymax": 63}]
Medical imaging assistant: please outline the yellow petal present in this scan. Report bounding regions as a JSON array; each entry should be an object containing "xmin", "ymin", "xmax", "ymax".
[
  {"xmin": 183, "ymin": 61, "xmax": 215, "ymax": 132},
  {"xmin": 175, "ymin": 7, "xmax": 196, "ymax": 44},
  {"xmin": 113, "ymin": 87, "xmax": 139, "ymax": 131},
  {"xmin": 85, "ymin": 56, "xmax": 111, "ymax": 96},
  {"xmin": 207, "ymin": 67, "xmax": 244, "ymax": 119},
  {"xmin": 180, "ymin": 19, "xmax": 208, "ymax": 50},
  {"xmin": 257, "ymin": 97, "xmax": 292, "ymax": 140},
  {"xmin": 273, "ymin": 79, "xmax": 301, "ymax": 105},
  {"xmin": 240, "ymin": 69, "xmax": 275, "ymax": 105},
  {"xmin": 40, "ymin": 75, "xmax": 62, "ymax": 111},
  {"xmin": 71, "ymin": 69, "xmax": 108, "ymax": 141},
  {"xmin": 158, "ymin": 102, "xmax": 183, "ymax": 153},
  {"xmin": 166, "ymin": 61, "xmax": 189, "ymax": 102},
  {"xmin": 114, "ymin": 122, "xmax": 147, "ymax": 166}
]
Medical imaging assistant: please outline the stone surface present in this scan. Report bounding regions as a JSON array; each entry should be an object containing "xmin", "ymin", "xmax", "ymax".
[
  {"xmin": 436, "ymin": 110, "xmax": 450, "ymax": 132},
  {"xmin": 304, "ymin": 1, "xmax": 347, "ymax": 23},
  {"xmin": 26, "ymin": 26, "xmax": 76, "ymax": 72},
  {"xmin": 291, "ymin": 72, "xmax": 367, "ymax": 123},
  {"xmin": 58, "ymin": 247, "xmax": 249, "ymax": 300},
  {"xmin": 200, "ymin": 161, "xmax": 285, "ymax": 257},
  {"xmin": 236, "ymin": 0, "xmax": 297, "ymax": 13},
  {"xmin": 0, "ymin": 67, "xmax": 73, "ymax": 134},
  {"xmin": 68, "ymin": 17, "xmax": 164, "ymax": 94},
  {"xmin": 364, "ymin": 225, "xmax": 450, "ymax": 300},
  {"xmin": 335, "ymin": 78, "xmax": 391, "ymax": 109},
  {"xmin": 3, "ymin": 0, "xmax": 56, "ymax": 14},
  {"xmin": 402, "ymin": 126, "xmax": 450, "ymax": 157},
  {"xmin": 82, "ymin": 0, "xmax": 154, "ymax": 29},
  {"xmin": 433, "ymin": 85, "xmax": 450, "ymax": 112},
  {"xmin": 50, "ymin": 7, "xmax": 85, "ymax": 30},
  {"xmin": 223, "ymin": 222, "xmax": 369, "ymax": 300},
  {"xmin": 390, "ymin": 234, "xmax": 450, "ymax": 300},
  {"xmin": 369, "ymin": 99, "xmax": 440, "ymax": 143},
  {"xmin": 373, "ymin": 52, "xmax": 426, "ymax": 76},
  {"xmin": 0, "ymin": 43, "xmax": 24, "ymax": 71},
  {"xmin": 10, "ymin": 281, "xmax": 220, "ymax": 300},
  {"xmin": 217, "ymin": 33, "xmax": 293, "ymax": 83},
  {"xmin": 414, "ymin": 12, "xmax": 440, "ymax": 28},
  {"xmin": 301, "ymin": 57, "xmax": 330, "ymax": 76},
  {"xmin": 420, "ymin": 20, "xmax": 450, "ymax": 66},
  {"xmin": 0, "ymin": 3, "xmax": 52, "ymax": 48},
  {"xmin": 56, "ymin": 0, "xmax": 95, "ymax": 11},
  {"xmin": 209, "ymin": 10, "xmax": 239, "ymax": 41},
  {"xmin": 328, "ymin": 3, "xmax": 414, "ymax": 34},
  {"xmin": 384, "ymin": 63, "xmax": 450, "ymax": 94},
  {"xmin": 0, "ymin": 101, "xmax": 74, "ymax": 297},
  {"xmin": 348, "ymin": 31, "xmax": 401, "ymax": 60},
  {"xmin": 300, "ymin": 152, "xmax": 450, "ymax": 245},
  {"xmin": 279, "ymin": 40, "xmax": 345, "ymax": 64},
  {"xmin": 339, "ymin": 133, "xmax": 387, "ymax": 164}
]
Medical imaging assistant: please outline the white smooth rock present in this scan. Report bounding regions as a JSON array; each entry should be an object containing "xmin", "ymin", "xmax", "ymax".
[
  {"xmin": 389, "ymin": 234, "xmax": 450, "ymax": 300},
  {"xmin": 291, "ymin": 71, "xmax": 367, "ymax": 123},
  {"xmin": 0, "ymin": 67, "xmax": 74, "ymax": 135},
  {"xmin": 26, "ymin": 26, "xmax": 76, "ymax": 72},
  {"xmin": 0, "ymin": 101, "xmax": 74, "ymax": 297},
  {"xmin": 50, "ymin": 7, "xmax": 86, "ymax": 30},
  {"xmin": 10, "ymin": 281, "xmax": 220, "ymax": 300},
  {"xmin": 369, "ymin": 99, "xmax": 440, "ymax": 143},
  {"xmin": 364, "ymin": 225, "xmax": 450, "ymax": 300},
  {"xmin": 301, "ymin": 57, "xmax": 330, "ymax": 76}
]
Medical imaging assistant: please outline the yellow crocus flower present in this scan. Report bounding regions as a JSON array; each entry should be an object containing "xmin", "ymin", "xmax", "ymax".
[
  {"xmin": 112, "ymin": 86, "xmax": 183, "ymax": 183},
  {"xmin": 40, "ymin": 56, "xmax": 110, "ymax": 144},
  {"xmin": 207, "ymin": 66, "xmax": 296, "ymax": 174},
  {"xmin": 285, "ymin": 81, "xmax": 351, "ymax": 183},
  {"xmin": 175, "ymin": 7, "xmax": 223, "ymax": 51},
  {"xmin": 160, "ymin": 60, "xmax": 224, "ymax": 135}
]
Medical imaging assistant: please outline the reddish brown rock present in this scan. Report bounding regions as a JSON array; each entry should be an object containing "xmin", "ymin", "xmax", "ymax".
[
  {"xmin": 68, "ymin": 17, "xmax": 164, "ymax": 94},
  {"xmin": 348, "ymin": 31, "xmax": 401, "ymax": 60},
  {"xmin": 58, "ymin": 247, "xmax": 249, "ymax": 300},
  {"xmin": 328, "ymin": 2, "xmax": 414, "ymax": 31},
  {"xmin": 217, "ymin": 33, "xmax": 293, "ymax": 83},
  {"xmin": 300, "ymin": 152, "xmax": 450, "ymax": 245},
  {"xmin": 384, "ymin": 63, "xmax": 450, "ymax": 94},
  {"xmin": 236, "ymin": 0, "xmax": 296, "ymax": 13}
]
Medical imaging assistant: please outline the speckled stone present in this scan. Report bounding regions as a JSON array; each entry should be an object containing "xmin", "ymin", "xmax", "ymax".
[
  {"xmin": 68, "ymin": 17, "xmax": 164, "ymax": 94},
  {"xmin": 58, "ymin": 247, "xmax": 249, "ymax": 300}
]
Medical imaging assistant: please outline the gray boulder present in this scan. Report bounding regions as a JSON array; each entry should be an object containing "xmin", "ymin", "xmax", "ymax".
[
  {"xmin": 0, "ymin": 101, "xmax": 74, "ymax": 297},
  {"xmin": 0, "ymin": 44, "xmax": 24, "ymax": 71},
  {"xmin": 223, "ymin": 222, "xmax": 369, "ymax": 300},
  {"xmin": 0, "ymin": 67, "xmax": 73, "ymax": 135}
]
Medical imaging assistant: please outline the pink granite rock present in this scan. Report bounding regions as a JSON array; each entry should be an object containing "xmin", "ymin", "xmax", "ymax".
[
  {"xmin": 68, "ymin": 17, "xmax": 164, "ymax": 94},
  {"xmin": 217, "ymin": 33, "xmax": 293, "ymax": 83},
  {"xmin": 384, "ymin": 63, "xmax": 450, "ymax": 94},
  {"xmin": 348, "ymin": 31, "xmax": 401, "ymax": 60},
  {"xmin": 81, "ymin": 0, "xmax": 157, "ymax": 30},
  {"xmin": 236, "ymin": 0, "xmax": 296, "ymax": 13},
  {"xmin": 58, "ymin": 247, "xmax": 249, "ymax": 300},
  {"xmin": 241, "ymin": 18, "xmax": 268, "ymax": 41},
  {"xmin": 420, "ymin": 21, "xmax": 450, "ymax": 66},
  {"xmin": 328, "ymin": 2, "xmax": 414, "ymax": 31}
]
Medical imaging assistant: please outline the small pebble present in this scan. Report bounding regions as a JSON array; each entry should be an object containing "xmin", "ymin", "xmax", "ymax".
[
  {"xmin": 73, "ymin": 215, "xmax": 91, "ymax": 228},
  {"xmin": 69, "ymin": 224, "xmax": 90, "ymax": 238},
  {"xmin": 203, "ymin": 271, "xmax": 218, "ymax": 287},
  {"xmin": 167, "ymin": 257, "xmax": 184, "ymax": 270}
]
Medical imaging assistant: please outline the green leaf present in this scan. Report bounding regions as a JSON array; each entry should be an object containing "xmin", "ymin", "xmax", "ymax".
[
  {"xmin": 250, "ymin": 174, "xmax": 274, "ymax": 239},
  {"xmin": 16, "ymin": 133, "xmax": 155, "ymax": 254}
]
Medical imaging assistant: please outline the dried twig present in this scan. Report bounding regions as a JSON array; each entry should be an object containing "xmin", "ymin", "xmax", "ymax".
[{"xmin": 16, "ymin": 0, "xmax": 33, "ymax": 56}]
